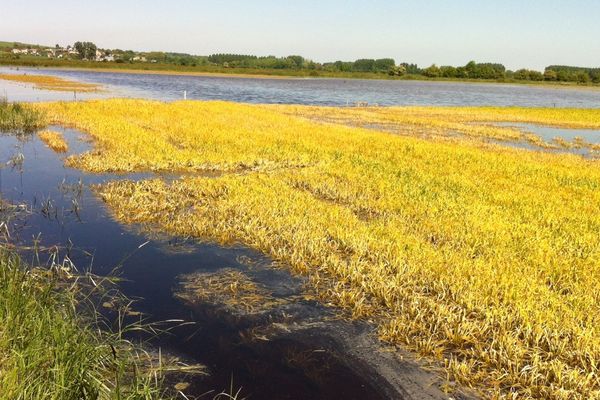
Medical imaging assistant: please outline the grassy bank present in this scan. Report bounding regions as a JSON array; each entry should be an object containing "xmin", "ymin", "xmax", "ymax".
[
  {"xmin": 0, "ymin": 98, "xmax": 47, "ymax": 133},
  {"xmin": 35, "ymin": 99, "xmax": 600, "ymax": 399},
  {"xmin": 0, "ymin": 104, "xmax": 186, "ymax": 399},
  {"xmin": 0, "ymin": 249, "xmax": 169, "ymax": 399}
]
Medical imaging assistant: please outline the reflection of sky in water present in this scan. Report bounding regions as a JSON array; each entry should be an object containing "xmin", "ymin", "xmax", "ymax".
[
  {"xmin": 494, "ymin": 122, "xmax": 600, "ymax": 157},
  {"xmin": 498, "ymin": 122, "xmax": 600, "ymax": 144},
  {"xmin": 0, "ymin": 68, "xmax": 133, "ymax": 102},
  {"xmin": 2, "ymin": 66, "xmax": 600, "ymax": 107}
]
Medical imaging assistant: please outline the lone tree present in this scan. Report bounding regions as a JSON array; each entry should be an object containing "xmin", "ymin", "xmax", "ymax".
[{"xmin": 74, "ymin": 41, "xmax": 97, "ymax": 60}]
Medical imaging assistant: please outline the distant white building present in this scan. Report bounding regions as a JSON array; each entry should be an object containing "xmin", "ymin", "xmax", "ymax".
[
  {"xmin": 132, "ymin": 56, "xmax": 147, "ymax": 62},
  {"xmin": 11, "ymin": 49, "xmax": 27, "ymax": 54}
]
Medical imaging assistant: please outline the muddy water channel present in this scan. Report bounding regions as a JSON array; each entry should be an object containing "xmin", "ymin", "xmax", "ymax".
[{"xmin": 0, "ymin": 129, "xmax": 460, "ymax": 399}]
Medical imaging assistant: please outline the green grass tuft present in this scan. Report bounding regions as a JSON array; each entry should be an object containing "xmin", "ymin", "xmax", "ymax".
[
  {"xmin": 0, "ymin": 249, "xmax": 169, "ymax": 399},
  {"xmin": 0, "ymin": 99, "xmax": 47, "ymax": 134}
]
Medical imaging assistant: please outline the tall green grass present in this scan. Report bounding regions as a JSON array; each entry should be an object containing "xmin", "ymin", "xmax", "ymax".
[
  {"xmin": 0, "ymin": 250, "xmax": 168, "ymax": 399},
  {"xmin": 0, "ymin": 99, "xmax": 47, "ymax": 134}
]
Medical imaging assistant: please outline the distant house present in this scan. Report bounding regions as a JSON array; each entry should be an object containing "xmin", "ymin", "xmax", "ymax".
[
  {"xmin": 11, "ymin": 49, "xmax": 27, "ymax": 54},
  {"xmin": 132, "ymin": 56, "xmax": 147, "ymax": 62}
]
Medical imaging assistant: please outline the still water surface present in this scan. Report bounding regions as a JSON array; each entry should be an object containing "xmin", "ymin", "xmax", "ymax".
[{"xmin": 2, "ymin": 66, "xmax": 600, "ymax": 107}]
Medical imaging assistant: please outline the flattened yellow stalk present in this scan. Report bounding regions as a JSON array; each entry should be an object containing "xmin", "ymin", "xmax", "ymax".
[{"xmin": 38, "ymin": 130, "xmax": 69, "ymax": 153}]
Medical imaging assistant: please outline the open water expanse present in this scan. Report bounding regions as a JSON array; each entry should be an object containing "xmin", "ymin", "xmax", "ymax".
[{"xmin": 2, "ymin": 66, "xmax": 600, "ymax": 107}]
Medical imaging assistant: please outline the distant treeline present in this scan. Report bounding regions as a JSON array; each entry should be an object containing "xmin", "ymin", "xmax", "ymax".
[
  {"xmin": 543, "ymin": 65, "xmax": 600, "ymax": 83},
  {"xmin": 1, "ymin": 40, "xmax": 599, "ymax": 83},
  {"xmin": 197, "ymin": 56, "xmax": 600, "ymax": 83}
]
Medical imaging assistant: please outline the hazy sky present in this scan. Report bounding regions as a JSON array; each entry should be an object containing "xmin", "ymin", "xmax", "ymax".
[{"xmin": 2, "ymin": 0, "xmax": 599, "ymax": 70}]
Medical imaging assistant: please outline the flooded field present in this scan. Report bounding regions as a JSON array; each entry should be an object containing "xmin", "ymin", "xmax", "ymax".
[
  {"xmin": 0, "ymin": 128, "xmax": 458, "ymax": 399},
  {"xmin": 4, "ymin": 72, "xmax": 600, "ymax": 399},
  {"xmin": 2, "ymin": 66, "xmax": 600, "ymax": 107}
]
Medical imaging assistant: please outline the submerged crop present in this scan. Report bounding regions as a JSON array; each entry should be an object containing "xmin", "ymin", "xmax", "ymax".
[
  {"xmin": 272, "ymin": 104, "xmax": 600, "ymax": 152},
  {"xmin": 38, "ymin": 129, "xmax": 69, "ymax": 153},
  {"xmin": 40, "ymin": 99, "xmax": 600, "ymax": 399},
  {"xmin": 0, "ymin": 73, "xmax": 101, "ymax": 92}
]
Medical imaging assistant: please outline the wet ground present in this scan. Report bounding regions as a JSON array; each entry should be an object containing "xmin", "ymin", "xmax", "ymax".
[{"xmin": 0, "ymin": 128, "xmax": 465, "ymax": 399}]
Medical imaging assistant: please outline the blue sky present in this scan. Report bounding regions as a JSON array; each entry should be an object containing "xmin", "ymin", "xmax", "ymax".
[{"xmin": 2, "ymin": 0, "xmax": 599, "ymax": 70}]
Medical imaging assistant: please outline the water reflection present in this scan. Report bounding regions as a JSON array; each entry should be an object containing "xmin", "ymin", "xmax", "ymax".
[
  {"xmin": 3, "ymin": 66, "xmax": 600, "ymax": 107},
  {"xmin": 495, "ymin": 122, "xmax": 600, "ymax": 156}
]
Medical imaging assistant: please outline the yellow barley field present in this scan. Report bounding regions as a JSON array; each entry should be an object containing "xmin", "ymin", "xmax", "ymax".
[{"xmin": 34, "ymin": 99, "xmax": 600, "ymax": 399}]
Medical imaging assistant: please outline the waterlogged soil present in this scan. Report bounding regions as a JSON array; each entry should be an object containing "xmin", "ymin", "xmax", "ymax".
[{"xmin": 0, "ymin": 129, "xmax": 469, "ymax": 399}]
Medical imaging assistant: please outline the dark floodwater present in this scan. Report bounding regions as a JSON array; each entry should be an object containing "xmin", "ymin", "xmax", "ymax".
[
  {"xmin": 4, "ymin": 66, "xmax": 600, "ymax": 107},
  {"xmin": 0, "ymin": 130, "xmax": 418, "ymax": 400}
]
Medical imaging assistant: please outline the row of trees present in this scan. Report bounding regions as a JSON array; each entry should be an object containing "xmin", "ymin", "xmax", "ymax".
[
  {"xmin": 419, "ymin": 62, "xmax": 506, "ymax": 79},
  {"xmin": 401, "ymin": 62, "xmax": 600, "ymax": 83},
  {"xmin": 543, "ymin": 66, "xmax": 600, "ymax": 83},
  {"xmin": 322, "ymin": 58, "xmax": 397, "ymax": 73},
  {"xmin": 31, "ymin": 42, "xmax": 600, "ymax": 83},
  {"xmin": 206, "ymin": 54, "xmax": 317, "ymax": 69}
]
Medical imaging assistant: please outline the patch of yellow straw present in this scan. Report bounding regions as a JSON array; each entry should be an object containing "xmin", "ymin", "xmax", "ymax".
[
  {"xmin": 0, "ymin": 73, "xmax": 101, "ymax": 92},
  {"xmin": 38, "ymin": 130, "xmax": 69, "ymax": 153}
]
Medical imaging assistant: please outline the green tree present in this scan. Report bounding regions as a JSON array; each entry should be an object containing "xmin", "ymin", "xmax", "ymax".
[
  {"xmin": 388, "ymin": 65, "xmax": 407, "ymax": 77},
  {"xmin": 400, "ymin": 63, "xmax": 421, "ymax": 74},
  {"xmin": 576, "ymin": 71, "xmax": 591, "ymax": 83},
  {"xmin": 423, "ymin": 64, "xmax": 441, "ymax": 78},
  {"xmin": 73, "ymin": 41, "xmax": 97, "ymax": 60},
  {"xmin": 465, "ymin": 61, "xmax": 478, "ymax": 77},
  {"xmin": 544, "ymin": 70, "xmax": 558, "ymax": 81},
  {"xmin": 528, "ymin": 70, "xmax": 544, "ymax": 81},
  {"xmin": 455, "ymin": 66, "xmax": 468, "ymax": 78},
  {"xmin": 287, "ymin": 55, "xmax": 305, "ymax": 69},
  {"xmin": 374, "ymin": 58, "xmax": 396, "ymax": 72},
  {"xmin": 352, "ymin": 59, "xmax": 376, "ymax": 72},
  {"xmin": 440, "ymin": 66, "xmax": 457, "ymax": 78}
]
